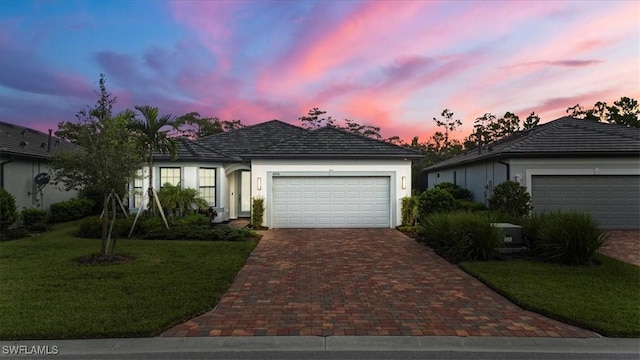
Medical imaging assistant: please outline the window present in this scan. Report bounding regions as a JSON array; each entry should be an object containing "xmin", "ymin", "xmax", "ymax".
[
  {"xmin": 133, "ymin": 169, "xmax": 143, "ymax": 208},
  {"xmin": 453, "ymin": 171, "xmax": 457, "ymax": 185},
  {"xmin": 160, "ymin": 167, "xmax": 181, "ymax": 187},
  {"xmin": 199, "ymin": 168, "xmax": 216, "ymax": 207}
]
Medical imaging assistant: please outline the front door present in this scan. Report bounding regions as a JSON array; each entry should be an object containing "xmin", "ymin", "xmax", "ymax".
[{"xmin": 237, "ymin": 171, "xmax": 251, "ymax": 218}]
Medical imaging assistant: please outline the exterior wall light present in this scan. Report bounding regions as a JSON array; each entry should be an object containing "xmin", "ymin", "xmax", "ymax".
[
  {"xmin": 401, "ymin": 176, "xmax": 406, "ymax": 190},
  {"xmin": 257, "ymin": 177, "xmax": 262, "ymax": 190}
]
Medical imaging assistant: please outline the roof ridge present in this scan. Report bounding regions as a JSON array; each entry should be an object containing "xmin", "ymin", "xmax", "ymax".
[
  {"xmin": 199, "ymin": 119, "xmax": 306, "ymax": 141},
  {"xmin": 564, "ymin": 118, "xmax": 640, "ymax": 141},
  {"xmin": 247, "ymin": 126, "xmax": 313, "ymax": 153},
  {"xmin": 314, "ymin": 125, "xmax": 417, "ymax": 152},
  {"xmin": 171, "ymin": 137, "xmax": 236, "ymax": 160},
  {"xmin": 187, "ymin": 138, "xmax": 235, "ymax": 159},
  {"xmin": 1, "ymin": 121, "xmax": 53, "ymax": 138},
  {"xmin": 179, "ymin": 138, "xmax": 199, "ymax": 158}
]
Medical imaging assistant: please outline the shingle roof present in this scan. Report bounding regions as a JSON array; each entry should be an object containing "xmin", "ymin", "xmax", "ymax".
[
  {"xmin": 197, "ymin": 120, "xmax": 309, "ymax": 159},
  {"xmin": 0, "ymin": 121, "xmax": 77, "ymax": 159},
  {"xmin": 243, "ymin": 126, "xmax": 423, "ymax": 159},
  {"xmin": 426, "ymin": 117, "xmax": 640, "ymax": 171},
  {"xmin": 153, "ymin": 138, "xmax": 235, "ymax": 162}
]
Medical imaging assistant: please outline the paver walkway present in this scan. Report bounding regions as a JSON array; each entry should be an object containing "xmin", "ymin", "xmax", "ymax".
[
  {"xmin": 600, "ymin": 230, "xmax": 640, "ymax": 266},
  {"xmin": 162, "ymin": 229, "xmax": 597, "ymax": 338}
]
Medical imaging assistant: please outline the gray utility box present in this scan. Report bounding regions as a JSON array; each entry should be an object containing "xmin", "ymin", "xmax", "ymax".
[{"xmin": 491, "ymin": 223, "xmax": 523, "ymax": 246}]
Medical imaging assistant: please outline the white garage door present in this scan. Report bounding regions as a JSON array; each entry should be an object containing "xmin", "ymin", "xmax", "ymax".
[
  {"xmin": 531, "ymin": 175, "xmax": 640, "ymax": 229},
  {"xmin": 272, "ymin": 176, "xmax": 390, "ymax": 228}
]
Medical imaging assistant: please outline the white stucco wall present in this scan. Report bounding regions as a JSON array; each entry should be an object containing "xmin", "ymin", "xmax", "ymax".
[
  {"xmin": 250, "ymin": 159, "xmax": 414, "ymax": 228},
  {"xmin": 131, "ymin": 162, "xmax": 229, "ymax": 221}
]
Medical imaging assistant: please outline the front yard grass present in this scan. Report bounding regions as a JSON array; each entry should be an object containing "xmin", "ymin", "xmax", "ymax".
[
  {"xmin": 0, "ymin": 222, "xmax": 256, "ymax": 340},
  {"xmin": 460, "ymin": 254, "xmax": 640, "ymax": 337}
]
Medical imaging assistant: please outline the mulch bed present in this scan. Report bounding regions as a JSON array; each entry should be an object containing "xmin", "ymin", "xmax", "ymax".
[{"xmin": 75, "ymin": 253, "xmax": 135, "ymax": 265}]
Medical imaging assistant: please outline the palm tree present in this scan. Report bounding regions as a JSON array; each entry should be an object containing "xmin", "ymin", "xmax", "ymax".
[
  {"xmin": 128, "ymin": 105, "xmax": 178, "ymax": 214},
  {"xmin": 157, "ymin": 183, "xmax": 208, "ymax": 216}
]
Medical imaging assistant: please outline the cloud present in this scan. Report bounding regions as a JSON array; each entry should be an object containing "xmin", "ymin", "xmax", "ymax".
[
  {"xmin": 382, "ymin": 56, "xmax": 435, "ymax": 83},
  {"xmin": 168, "ymin": 0, "xmax": 244, "ymax": 72},
  {"xmin": 0, "ymin": 49, "xmax": 91, "ymax": 98},
  {"xmin": 1, "ymin": 0, "xmax": 637, "ymax": 145},
  {"xmin": 94, "ymin": 51, "xmax": 141, "ymax": 87},
  {"xmin": 505, "ymin": 59, "xmax": 604, "ymax": 69}
]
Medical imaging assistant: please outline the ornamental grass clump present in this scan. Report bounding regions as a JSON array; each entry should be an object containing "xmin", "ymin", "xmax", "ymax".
[
  {"xmin": 418, "ymin": 211, "xmax": 503, "ymax": 263},
  {"xmin": 536, "ymin": 211, "xmax": 608, "ymax": 265}
]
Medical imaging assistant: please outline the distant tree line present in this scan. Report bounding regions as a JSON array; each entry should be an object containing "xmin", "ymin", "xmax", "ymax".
[{"xmin": 297, "ymin": 95, "xmax": 638, "ymax": 189}]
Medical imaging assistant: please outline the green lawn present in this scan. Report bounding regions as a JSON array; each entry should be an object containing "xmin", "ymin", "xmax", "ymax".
[
  {"xmin": 460, "ymin": 255, "xmax": 640, "ymax": 337},
  {"xmin": 0, "ymin": 222, "xmax": 256, "ymax": 340}
]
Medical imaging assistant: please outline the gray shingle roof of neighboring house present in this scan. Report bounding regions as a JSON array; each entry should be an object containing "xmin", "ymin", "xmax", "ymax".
[
  {"xmin": 153, "ymin": 138, "xmax": 235, "ymax": 162},
  {"xmin": 243, "ymin": 126, "xmax": 423, "ymax": 159},
  {"xmin": 197, "ymin": 120, "xmax": 309, "ymax": 159},
  {"xmin": 426, "ymin": 116, "xmax": 640, "ymax": 172},
  {"xmin": 0, "ymin": 121, "xmax": 77, "ymax": 159}
]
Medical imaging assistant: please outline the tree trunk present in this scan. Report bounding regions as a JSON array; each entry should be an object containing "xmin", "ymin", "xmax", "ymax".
[
  {"xmin": 107, "ymin": 192, "xmax": 117, "ymax": 255},
  {"xmin": 148, "ymin": 152, "xmax": 155, "ymax": 216},
  {"xmin": 101, "ymin": 194, "xmax": 109, "ymax": 255}
]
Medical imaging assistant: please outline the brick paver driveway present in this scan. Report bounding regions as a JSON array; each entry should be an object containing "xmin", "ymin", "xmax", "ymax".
[
  {"xmin": 163, "ymin": 229, "xmax": 597, "ymax": 338},
  {"xmin": 600, "ymin": 230, "xmax": 640, "ymax": 266}
]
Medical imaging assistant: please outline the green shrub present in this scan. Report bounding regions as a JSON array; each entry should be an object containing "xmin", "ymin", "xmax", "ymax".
[
  {"xmin": 434, "ymin": 182, "xmax": 472, "ymax": 200},
  {"xmin": 141, "ymin": 223, "xmax": 255, "ymax": 241},
  {"xmin": 76, "ymin": 216, "xmax": 102, "ymax": 238},
  {"xmin": 417, "ymin": 188, "xmax": 456, "ymax": 220},
  {"xmin": 157, "ymin": 183, "xmax": 207, "ymax": 216},
  {"xmin": 76, "ymin": 216, "xmax": 133, "ymax": 239},
  {"xmin": 172, "ymin": 213, "xmax": 210, "ymax": 227},
  {"xmin": 536, "ymin": 211, "xmax": 608, "ymax": 265},
  {"xmin": 455, "ymin": 199, "xmax": 487, "ymax": 212},
  {"xmin": 79, "ymin": 185, "xmax": 107, "ymax": 215},
  {"xmin": 0, "ymin": 188, "xmax": 18, "ymax": 238},
  {"xmin": 251, "ymin": 197, "xmax": 265, "ymax": 228},
  {"xmin": 78, "ymin": 213, "xmax": 256, "ymax": 242},
  {"xmin": 49, "ymin": 198, "xmax": 95, "ymax": 223},
  {"xmin": 113, "ymin": 217, "xmax": 135, "ymax": 238},
  {"xmin": 1, "ymin": 228, "xmax": 30, "ymax": 241},
  {"xmin": 401, "ymin": 196, "xmax": 419, "ymax": 226},
  {"xmin": 488, "ymin": 181, "xmax": 533, "ymax": 217},
  {"xmin": 20, "ymin": 208, "xmax": 48, "ymax": 232},
  {"xmin": 418, "ymin": 211, "xmax": 503, "ymax": 262}
]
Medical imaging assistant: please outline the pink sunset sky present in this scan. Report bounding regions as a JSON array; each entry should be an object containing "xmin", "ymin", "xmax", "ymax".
[{"xmin": 1, "ymin": 0, "xmax": 638, "ymax": 142}]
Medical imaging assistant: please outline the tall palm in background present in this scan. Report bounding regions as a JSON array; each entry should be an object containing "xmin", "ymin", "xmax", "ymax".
[{"xmin": 128, "ymin": 105, "xmax": 178, "ymax": 214}]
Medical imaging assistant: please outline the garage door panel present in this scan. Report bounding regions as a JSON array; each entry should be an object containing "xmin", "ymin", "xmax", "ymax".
[
  {"xmin": 273, "ymin": 176, "xmax": 390, "ymax": 228},
  {"xmin": 532, "ymin": 175, "xmax": 640, "ymax": 229},
  {"xmin": 347, "ymin": 191, "xmax": 361, "ymax": 199}
]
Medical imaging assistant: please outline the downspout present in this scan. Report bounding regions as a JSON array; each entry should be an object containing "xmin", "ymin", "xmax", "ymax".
[
  {"xmin": 497, "ymin": 159, "xmax": 510, "ymax": 182},
  {"xmin": 0, "ymin": 157, "xmax": 14, "ymax": 188}
]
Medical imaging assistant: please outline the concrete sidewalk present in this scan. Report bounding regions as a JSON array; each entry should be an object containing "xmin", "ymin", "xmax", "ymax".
[{"xmin": 1, "ymin": 336, "xmax": 638, "ymax": 357}]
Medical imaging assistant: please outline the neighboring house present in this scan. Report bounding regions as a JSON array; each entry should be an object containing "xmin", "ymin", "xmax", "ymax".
[
  {"xmin": 0, "ymin": 121, "xmax": 79, "ymax": 211},
  {"xmin": 425, "ymin": 117, "xmax": 640, "ymax": 229},
  {"xmin": 131, "ymin": 120, "xmax": 422, "ymax": 228}
]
